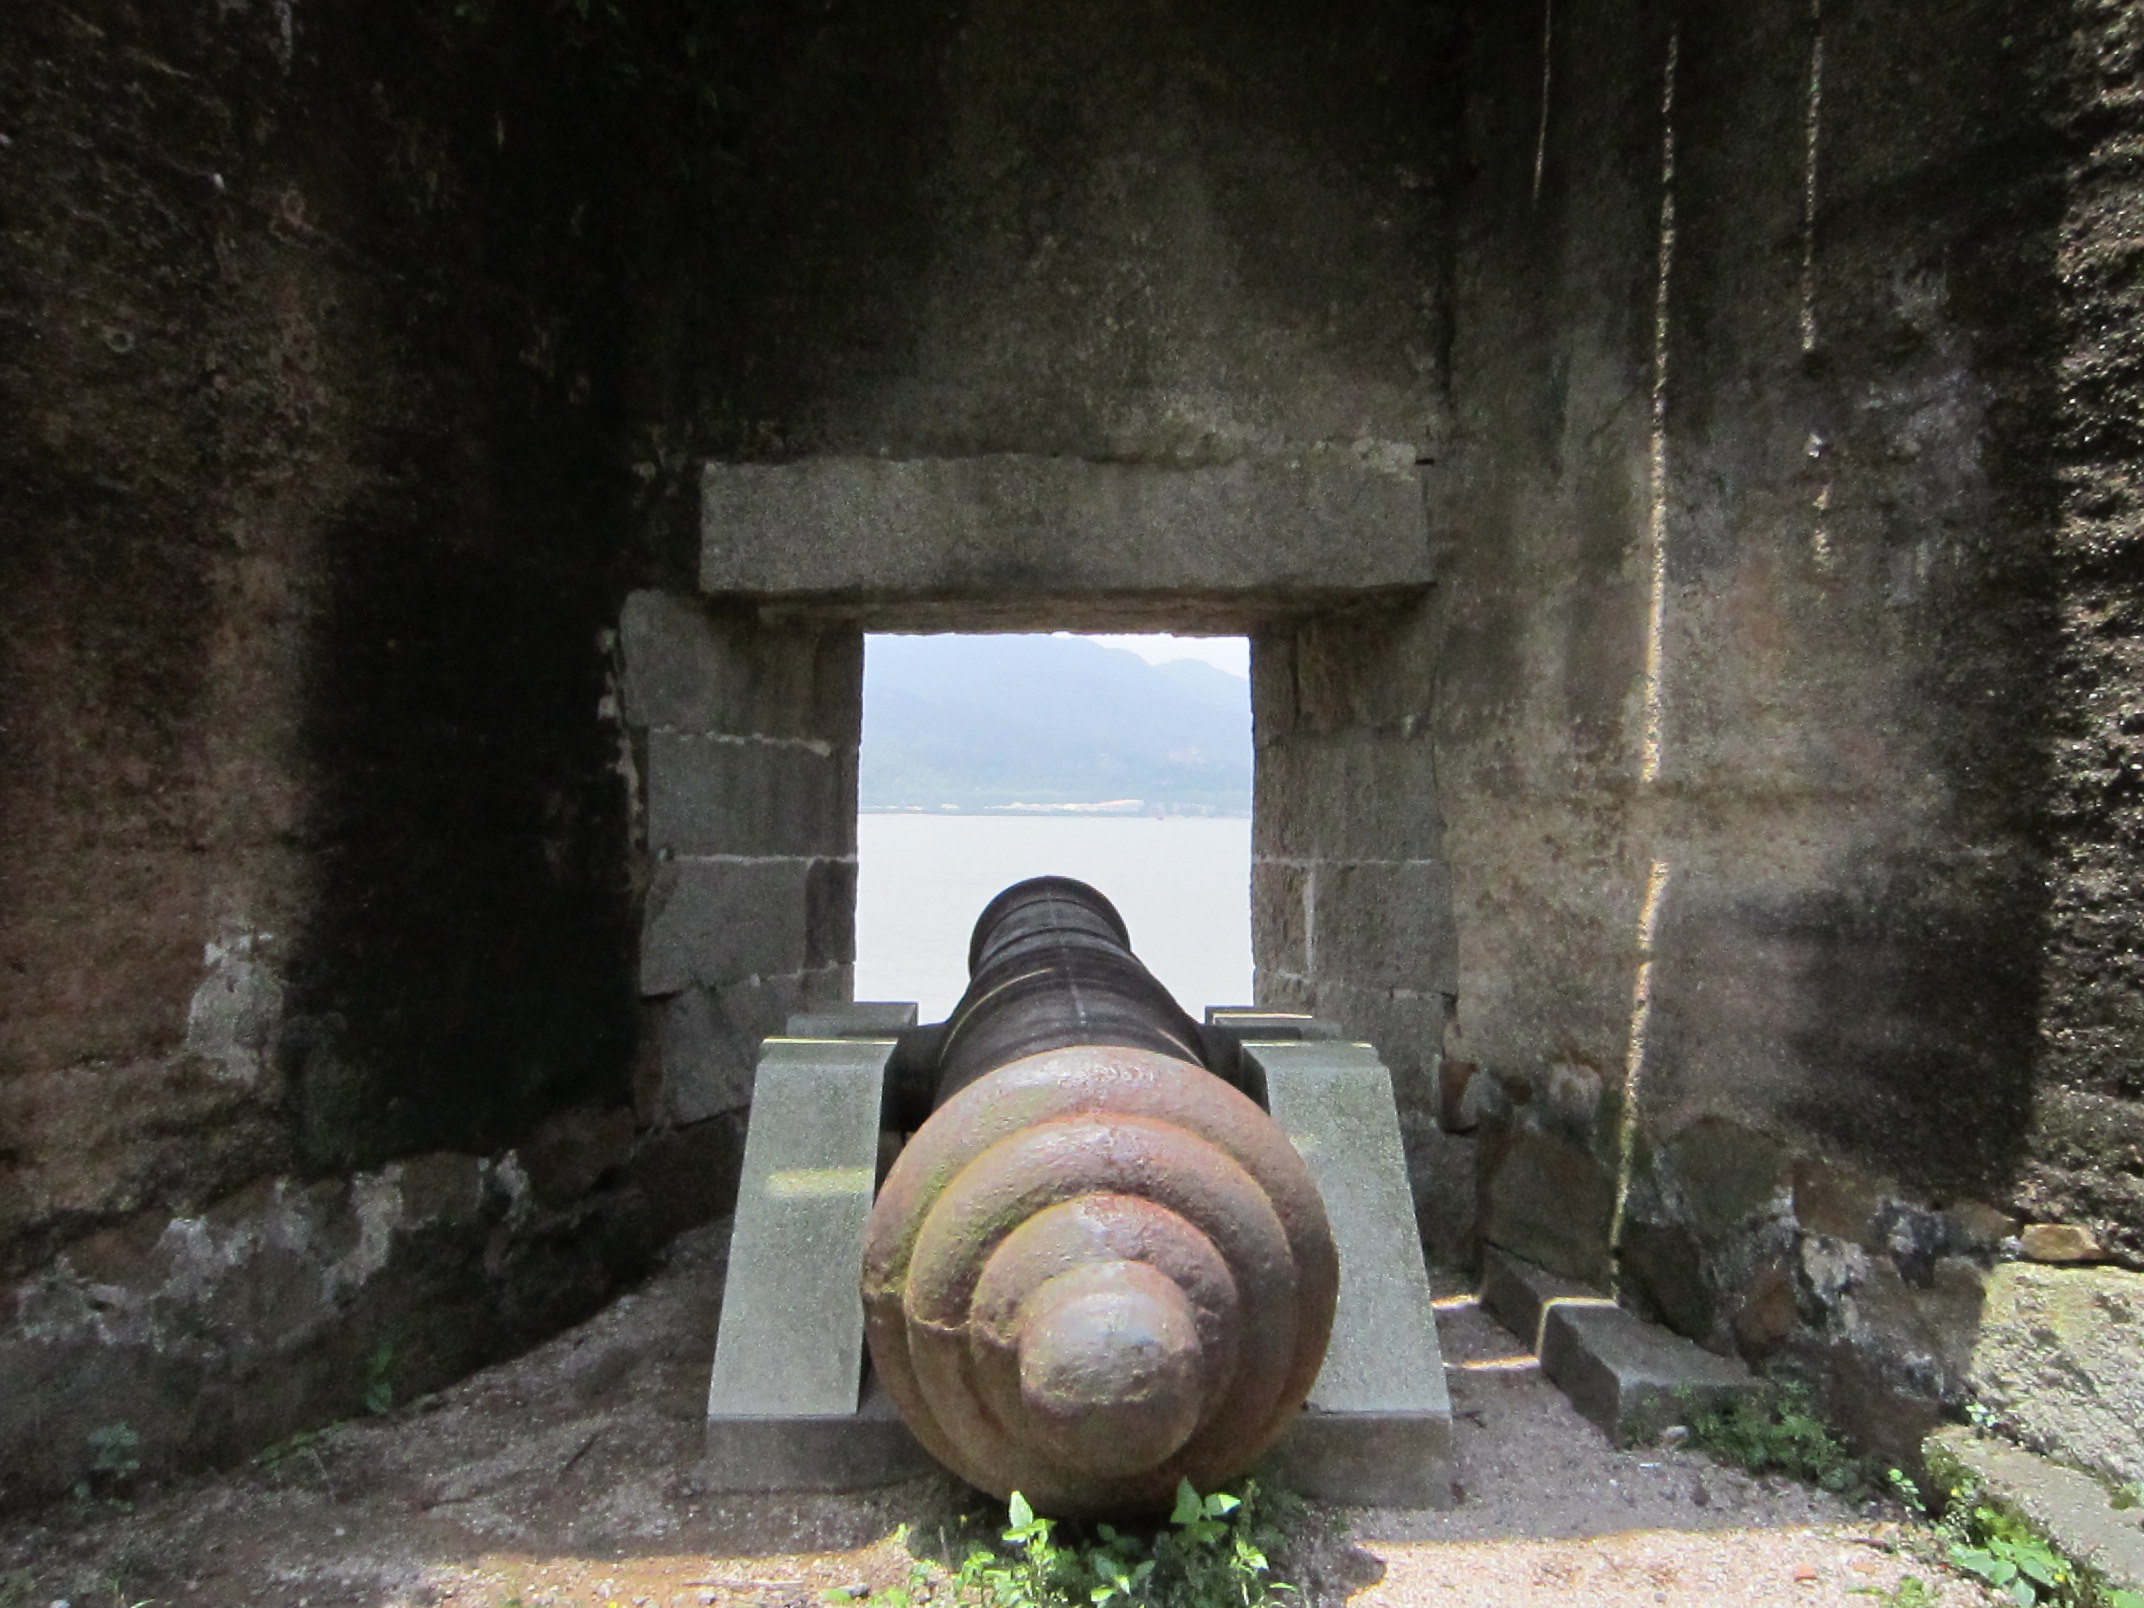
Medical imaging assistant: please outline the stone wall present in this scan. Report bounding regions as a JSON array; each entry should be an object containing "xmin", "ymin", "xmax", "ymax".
[
  {"xmin": 0, "ymin": 0, "xmax": 659, "ymax": 1505},
  {"xmin": 1432, "ymin": 0, "xmax": 2140, "ymax": 1466},
  {"xmin": 8, "ymin": 0, "xmax": 2143, "ymax": 1512},
  {"xmin": 620, "ymin": 593, "xmax": 860, "ymax": 1127}
]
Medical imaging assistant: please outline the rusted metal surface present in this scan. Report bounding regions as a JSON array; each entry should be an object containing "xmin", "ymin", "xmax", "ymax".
[{"xmin": 861, "ymin": 878, "xmax": 1338, "ymax": 1516}]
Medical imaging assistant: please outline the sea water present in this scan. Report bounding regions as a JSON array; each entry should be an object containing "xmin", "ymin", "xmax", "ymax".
[{"xmin": 853, "ymin": 813, "xmax": 1253, "ymax": 1021}]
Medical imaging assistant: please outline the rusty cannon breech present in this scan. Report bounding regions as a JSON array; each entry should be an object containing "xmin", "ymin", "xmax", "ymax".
[{"xmin": 860, "ymin": 876, "xmax": 1340, "ymax": 1517}]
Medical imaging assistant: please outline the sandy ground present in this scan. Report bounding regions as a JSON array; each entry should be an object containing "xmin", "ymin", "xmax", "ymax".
[{"xmin": 0, "ymin": 1222, "xmax": 1980, "ymax": 1608}]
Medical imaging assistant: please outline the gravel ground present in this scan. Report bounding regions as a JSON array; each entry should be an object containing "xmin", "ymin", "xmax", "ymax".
[{"xmin": 0, "ymin": 1222, "xmax": 1980, "ymax": 1608}]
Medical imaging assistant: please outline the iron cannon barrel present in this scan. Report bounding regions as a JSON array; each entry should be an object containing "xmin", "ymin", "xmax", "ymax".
[{"xmin": 861, "ymin": 876, "xmax": 1339, "ymax": 1517}]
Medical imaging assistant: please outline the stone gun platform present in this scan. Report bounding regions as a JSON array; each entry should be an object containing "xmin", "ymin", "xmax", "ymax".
[{"xmin": 702, "ymin": 1004, "xmax": 1454, "ymax": 1508}]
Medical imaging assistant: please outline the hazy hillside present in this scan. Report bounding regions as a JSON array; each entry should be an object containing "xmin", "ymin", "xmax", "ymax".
[{"xmin": 861, "ymin": 635, "xmax": 1251, "ymax": 813}]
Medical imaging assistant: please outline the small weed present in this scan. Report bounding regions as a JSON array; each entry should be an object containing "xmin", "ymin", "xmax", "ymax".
[
  {"xmin": 254, "ymin": 1427, "xmax": 329, "ymax": 1485},
  {"xmin": 939, "ymin": 1480, "xmax": 1301, "ymax": 1608},
  {"xmin": 1679, "ymin": 1383, "xmax": 1867, "ymax": 1494},
  {"xmin": 72, "ymin": 1422, "xmax": 145, "ymax": 1503},
  {"xmin": 1910, "ymin": 1474, "xmax": 2144, "ymax": 1608},
  {"xmin": 1851, "ymin": 1578, "xmax": 1938, "ymax": 1608},
  {"xmin": 364, "ymin": 1340, "xmax": 397, "ymax": 1416},
  {"xmin": 0, "ymin": 1569, "xmax": 38, "ymax": 1608}
]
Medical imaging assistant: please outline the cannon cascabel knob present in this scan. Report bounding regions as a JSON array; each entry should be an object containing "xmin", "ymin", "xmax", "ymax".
[{"xmin": 861, "ymin": 1042, "xmax": 1337, "ymax": 1516}]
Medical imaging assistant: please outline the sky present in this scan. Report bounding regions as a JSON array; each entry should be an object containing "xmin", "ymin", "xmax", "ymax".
[{"xmin": 1075, "ymin": 633, "xmax": 1249, "ymax": 678}]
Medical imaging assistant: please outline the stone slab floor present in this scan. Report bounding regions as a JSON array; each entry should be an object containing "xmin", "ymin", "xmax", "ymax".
[{"xmin": 0, "ymin": 1223, "xmax": 1978, "ymax": 1608}]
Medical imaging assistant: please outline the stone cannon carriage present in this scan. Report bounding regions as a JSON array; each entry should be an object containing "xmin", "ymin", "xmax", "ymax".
[{"xmin": 704, "ymin": 877, "xmax": 1452, "ymax": 1514}]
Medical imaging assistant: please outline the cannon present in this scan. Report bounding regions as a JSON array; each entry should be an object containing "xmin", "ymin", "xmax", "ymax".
[
  {"xmin": 861, "ymin": 877, "xmax": 1340, "ymax": 1515},
  {"xmin": 702, "ymin": 877, "xmax": 1452, "ymax": 1514}
]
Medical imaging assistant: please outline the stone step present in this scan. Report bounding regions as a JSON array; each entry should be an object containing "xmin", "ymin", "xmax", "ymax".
[{"xmin": 1480, "ymin": 1246, "xmax": 1761, "ymax": 1447}]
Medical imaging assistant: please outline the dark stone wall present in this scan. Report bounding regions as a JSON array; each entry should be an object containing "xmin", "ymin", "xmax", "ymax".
[
  {"xmin": 1434, "ymin": 0, "xmax": 2139, "ymax": 1464},
  {"xmin": 2028, "ymin": 0, "xmax": 2144, "ymax": 1267},
  {"xmin": 0, "ymin": 0, "xmax": 654, "ymax": 1504},
  {"xmin": 628, "ymin": 0, "xmax": 1457, "ymax": 476},
  {"xmin": 7, "ymin": 0, "xmax": 2140, "ymax": 1505}
]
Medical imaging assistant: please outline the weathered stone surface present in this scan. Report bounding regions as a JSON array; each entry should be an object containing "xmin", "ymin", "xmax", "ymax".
[
  {"xmin": 644, "ymin": 733, "xmax": 856, "ymax": 858},
  {"xmin": 700, "ymin": 455, "xmax": 1434, "ymax": 604},
  {"xmin": 1539, "ymin": 1301, "xmax": 1760, "ymax": 1449},
  {"xmin": 1970, "ymin": 1264, "xmax": 2144, "ymax": 1488},
  {"xmin": 1253, "ymin": 735, "xmax": 1447, "ymax": 864},
  {"xmin": 639, "ymin": 858, "xmax": 814, "ymax": 996},
  {"xmin": 656, "ymin": 987, "xmax": 758, "ymax": 1125},
  {"xmin": 708, "ymin": 1038, "xmax": 890, "ymax": 1418},
  {"xmin": 2019, "ymin": 1223, "xmax": 2104, "ymax": 1264},
  {"xmin": 1480, "ymin": 1128, "xmax": 1617, "ymax": 1286},
  {"xmin": 659, "ymin": 969, "xmax": 853, "ymax": 1127},
  {"xmin": 1662, "ymin": 1119, "xmax": 1788, "ymax": 1242},
  {"xmin": 1927, "ymin": 1429, "xmax": 2144, "ymax": 1596},
  {"xmin": 1258, "ymin": 1040, "xmax": 1455, "ymax": 1508},
  {"xmin": 1480, "ymin": 1244, "xmax": 1607, "ymax": 1353},
  {"xmin": 1403, "ymin": 1116, "xmax": 1479, "ymax": 1272},
  {"xmin": 619, "ymin": 591, "xmax": 863, "ymax": 742},
  {"xmin": 0, "ymin": 1143, "xmax": 655, "ymax": 1509},
  {"xmin": 1310, "ymin": 860, "xmax": 1459, "ymax": 995}
]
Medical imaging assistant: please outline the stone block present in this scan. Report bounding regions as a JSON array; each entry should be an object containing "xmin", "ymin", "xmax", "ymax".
[
  {"xmin": 1926, "ymin": 1429, "xmax": 2144, "ymax": 1596},
  {"xmin": 706, "ymin": 1036, "xmax": 931, "ymax": 1489},
  {"xmin": 644, "ymin": 732, "xmax": 856, "ymax": 858},
  {"xmin": 621, "ymin": 592, "xmax": 861, "ymax": 741},
  {"xmin": 1257, "ymin": 1040, "xmax": 1455, "ymax": 1507},
  {"xmin": 1302, "ymin": 980, "xmax": 1445, "ymax": 1095},
  {"xmin": 1250, "ymin": 859, "xmax": 1310, "ymax": 976},
  {"xmin": 1403, "ymin": 1115, "xmax": 1479, "ymax": 1273},
  {"xmin": 700, "ymin": 454, "xmax": 1435, "ymax": 602},
  {"xmin": 1480, "ymin": 1127, "xmax": 1615, "ymax": 1286},
  {"xmin": 785, "ymin": 1002, "xmax": 919, "ymax": 1038},
  {"xmin": 1310, "ymin": 859, "xmax": 1458, "ymax": 995},
  {"xmin": 2020, "ymin": 1223, "xmax": 2104, "ymax": 1263},
  {"xmin": 804, "ymin": 856, "xmax": 858, "ymax": 970},
  {"xmin": 1970, "ymin": 1263, "xmax": 2144, "ymax": 1488},
  {"xmin": 657, "ymin": 986, "xmax": 759, "ymax": 1125},
  {"xmin": 1661, "ymin": 1117, "xmax": 1788, "ymax": 1241},
  {"xmin": 1285, "ymin": 599, "xmax": 1441, "ymax": 736},
  {"xmin": 639, "ymin": 858, "xmax": 812, "ymax": 996},
  {"xmin": 1480, "ymin": 1244, "xmax": 1608, "ymax": 1352},
  {"xmin": 1254, "ymin": 735, "xmax": 1446, "ymax": 863},
  {"xmin": 1255, "ymin": 969, "xmax": 1318, "ymax": 1013},
  {"xmin": 627, "ymin": 1114, "xmax": 749, "ymax": 1243},
  {"xmin": 1539, "ymin": 1300, "xmax": 1759, "ymax": 1447},
  {"xmin": 1204, "ymin": 1006, "xmax": 1343, "ymax": 1041}
]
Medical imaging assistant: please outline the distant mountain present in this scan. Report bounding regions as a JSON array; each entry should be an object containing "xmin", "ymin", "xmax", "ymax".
[{"xmin": 861, "ymin": 636, "xmax": 1251, "ymax": 814}]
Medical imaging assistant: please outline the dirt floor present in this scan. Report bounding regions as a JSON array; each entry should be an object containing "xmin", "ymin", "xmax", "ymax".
[{"xmin": 0, "ymin": 1222, "xmax": 1981, "ymax": 1608}]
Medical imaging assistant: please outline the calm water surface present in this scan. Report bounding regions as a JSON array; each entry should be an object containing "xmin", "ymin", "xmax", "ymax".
[{"xmin": 853, "ymin": 814, "xmax": 1252, "ymax": 1021}]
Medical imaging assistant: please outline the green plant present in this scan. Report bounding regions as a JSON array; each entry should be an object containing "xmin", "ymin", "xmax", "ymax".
[
  {"xmin": 1851, "ymin": 1578, "xmax": 1938, "ymax": 1608},
  {"xmin": 72, "ymin": 1422, "xmax": 145, "ymax": 1502},
  {"xmin": 364, "ymin": 1340, "xmax": 397, "ymax": 1415},
  {"xmin": 947, "ymin": 1481, "xmax": 1300, "ymax": 1608},
  {"xmin": 1927, "ymin": 1480, "xmax": 2144, "ymax": 1608},
  {"xmin": 822, "ymin": 1527, "xmax": 935, "ymax": 1608},
  {"xmin": 254, "ymin": 1427, "xmax": 329, "ymax": 1484},
  {"xmin": 1679, "ymin": 1383, "xmax": 1867, "ymax": 1494}
]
